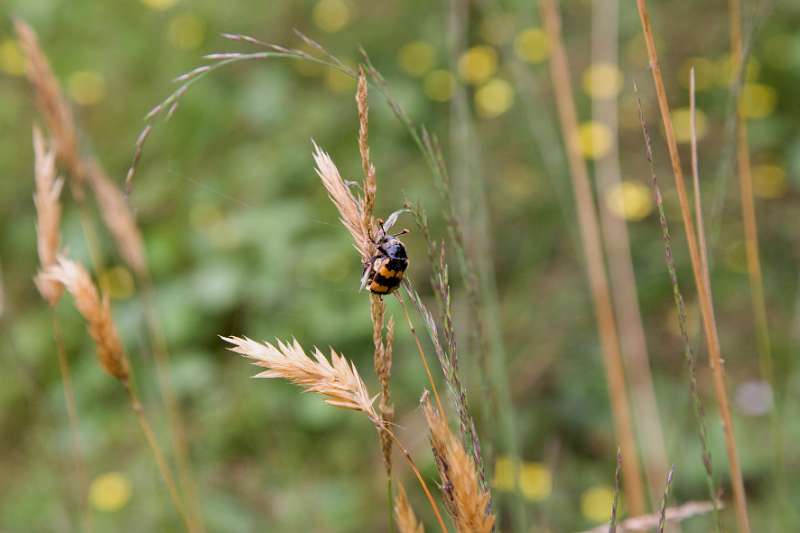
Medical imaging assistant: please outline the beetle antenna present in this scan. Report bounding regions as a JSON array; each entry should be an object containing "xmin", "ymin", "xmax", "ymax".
[{"xmin": 392, "ymin": 228, "xmax": 409, "ymax": 237}]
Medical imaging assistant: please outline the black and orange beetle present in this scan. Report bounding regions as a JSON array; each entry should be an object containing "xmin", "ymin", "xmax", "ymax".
[{"xmin": 360, "ymin": 210, "xmax": 409, "ymax": 296}]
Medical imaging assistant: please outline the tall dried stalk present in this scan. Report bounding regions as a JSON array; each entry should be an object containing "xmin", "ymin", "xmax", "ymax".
[
  {"xmin": 223, "ymin": 336, "xmax": 449, "ymax": 532},
  {"xmin": 591, "ymin": 0, "xmax": 670, "ymax": 505},
  {"xmin": 31, "ymin": 129, "xmax": 92, "ymax": 530},
  {"xmin": 634, "ymin": 2, "xmax": 750, "ymax": 530},
  {"xmin": 634, "ymin": 82, "xmax": 721, "ymax": 532},
  {"xmin": 44, "ymin": 257, "xmax": 190, "ymax": 530},
  {"xmin": 540, "ymin": 0, "xmax": 645, "ymax": 514},
  {"xmin": 728, "ymin": 0, "xmax": 773, "ymax": 391},
  {"xmin": 422, "ymin": 393, "xmax": 495, "ymax": 533},
  {"xmin": 357, "ymin": 69, "xmax": 395, "ymax": 486},
  {"xmin": 17, "ymin": 21, "xmax": 204, "ymax": 530}
]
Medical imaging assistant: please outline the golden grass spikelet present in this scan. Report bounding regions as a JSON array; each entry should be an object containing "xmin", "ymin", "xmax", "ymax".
[
  {"xmin": 45, "ymin": 256, "xmax": 129, "ymax": 381},
  {"xmin": 32, "ymin": 126, "xmax": 65, "ymax": 306},
  {"xmin": 223, "ymin": 335, "xmax": 379, "ymax": 424},
  {"xmin": 395, "ymin": 483, "xmax": 425, "ymax": 533},
  {"xmin": 312, "ymin": 142, "xmax": 372, "ymax": 261},
  {"xmin": 356, "ymin": 66, "xmax": 377, "ymax": 237},
  {"xmin": 422, "ymin": 394, "xmax": 495, "ymax": 533},
  {"xmin": 15, "ymin": 20, "xmax": 83, "ymax": 191},
  {"xmin": 85, "ymin": 161, "xmax": 147, "ymax": 276},
  {"xmin": 371, "ymin": 294, "xmax": 394, "ymax": 473}
]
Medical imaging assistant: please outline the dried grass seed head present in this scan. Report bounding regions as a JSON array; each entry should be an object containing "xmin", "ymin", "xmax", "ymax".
[
  {"xmin": 223, "ymin": 335, "xmax": 379, "ymax": 424},
  {"xmin": 422, "ymin": 394, "xmax": 495, "ymax": 533},
  {"xmin": 86, "ymin": 161, "xmax": 147, "ymax": 276},
  {"xmin": 15, "ymin": 19, "xmax": 83, "ymax": 186},
  {"xmin": 312, "ymin": 142, "xmax": 373, "ymax": 261},
  {"xmin": 395, "ymin": 483, "xmax": 425, "ymax": 533},
  {"xmin": 44, "ymin": 256, "xmax": 129, "ymax": 381},
  {"xmin": 32, "ymin": 126, "xmax": 64, "ymax": 306}
]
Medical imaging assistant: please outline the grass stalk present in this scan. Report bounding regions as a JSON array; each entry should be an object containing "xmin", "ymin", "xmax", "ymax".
[
  {"xmin": 608, "ymin": 448, "xmax": 621, "ymax": 533},
  {"xmin": 123, "ymin": 378, "xmax": 191, "ymax": 531},
  {"xmin": 407, "ymin": 205, "xmax": 489, "ymax": 494},
  {"xmin": 52, "ymin": 312, "xmax": 93, "ymax": 532},
  {"xmin": 540, "ymin": 0, "xmax": 645, "ymax": 514},
  {"xmin": 728, "ymin": 0, "xmax": 774, "ymax": 390},
  {"xmin": 139, "ymin": 278, "xmax": 204, "ymax": 533},
  {"xmin": 634, "ymin": 2, "xmax": 750, "ymax": 530},
  {"xmin": 396, "ymin": 291, "xmax": 445, "ymax": 416},
  {"xmin": 658, "ymin": 467, "xmax": 676, "ymax": 533},
  {"xmin": 591, "ymin": 0, "xmax": 670, "ymax": 506},
  {"xmin": 634, "ymin": 81, "xmax": 722, "ymax": 532}
]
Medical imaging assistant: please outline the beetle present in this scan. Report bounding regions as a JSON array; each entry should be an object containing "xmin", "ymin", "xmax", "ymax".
[{"xmin": 360, "ymin": 210, "xmax": 409, "ymax": 296}]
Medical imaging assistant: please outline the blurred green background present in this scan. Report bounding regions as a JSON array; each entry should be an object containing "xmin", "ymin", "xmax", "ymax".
[{"xmin": 2, "ymin": 0, "xmax": 799, "ymax": 531}]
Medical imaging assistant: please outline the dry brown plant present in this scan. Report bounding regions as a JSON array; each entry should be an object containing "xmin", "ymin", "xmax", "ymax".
[
  {"xmin": 15, "ymin": 19, "xmax": 83, "ymax": 193},
  {"xmin": 313, "ymin": 144, "xmax": 372, "ymax": 262},
  {"xmin": 45, "ymin": 256, "xmax": 129, "ymax": 381},
  {"xmin": 32, "ymin": 127, "xmax": 64, "ymax": 306},
  {"xmin": 223, "ymin": 336, "xmax": 380, "ymax": 423},
  {"xmin": 224, "ymin": 336, "xmax": 449, "ymax": 532},
  {"xmin": 422, "ymin": 394, "xmax": 494, "ymax": 533},
  {"xmin": 635, "ymin": 1, "xmax": 750, "ymax": 529},
  {"xmin": 540, "ymin": 0, "xmax": 645, "ymax": 513},
  {"xmin": 84, "ymin": 161, "xmax": 147, "ymax": 277},
  {"xmin": 395, "ymin": 483, "xmax": 425, "ymax": 533}
]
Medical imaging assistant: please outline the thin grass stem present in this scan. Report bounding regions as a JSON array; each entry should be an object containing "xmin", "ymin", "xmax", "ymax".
[
  {"xmin": 634, "ymin": 2, "xmax": 750, "ymax": 530},
  {"xmin": 541, "ymin": 0, "xmax": 645, "ymax": 514},
  {"xmin": 52, "ymin": 312, "xmax": 93, "ymax": 533},
  {"xmin": 634, "ymin": 81, "xmax": 722, "ymax": 532},
  {"xmin": 396, "ymin": 292, "xmax": 445, "ymax": 416},
  {"xmin": 123, "ymin": 378, "xmax": 191, "ymax": 531}
]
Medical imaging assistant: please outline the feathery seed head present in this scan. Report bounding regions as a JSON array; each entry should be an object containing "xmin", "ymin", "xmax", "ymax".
[
  {"xmin": 395, "ymin": 483, "xmax": 425, "ymax": 533},
  {"xmin": 223, "ymin": 335, "xmax": 379, "ymax": 424},
  {"xmin": 32, "ymin": 126, "xmax": 64, "ymax": 306},
  {"xmin": 422, "ymin": 394, "xmax": 495, "ymax": 533},
  {"xmin": 44, "ymin": 256, "xmax": 129, "ymax": 381}
]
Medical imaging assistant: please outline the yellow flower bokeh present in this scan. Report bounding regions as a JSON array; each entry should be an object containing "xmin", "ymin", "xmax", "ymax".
[
  {"xmin": 167, "ymin": 13, "xmax": 206, "ymax": 50},
  {"xmin": 398, "ymin": 41, "xmax": 435, "ymax": 78},
  {"xmin": 582, "ymin": 63, "xmax": 624, "ymax": 100},
  {"xmin": 0, "ymin": 39, "xmax": 25, "ymax": 76},
  {"xmin": 519, "ymin": 462, "xmax": 552, "ymax": 502},
  {"xmin": 606, "ymin": 181, "xmax": 653, "ymax": 221},
  {"xmin": 141, "ymin": 0, "xmax": 178, "ymax": 11},
  {"xmin": 492, "ymin": 455, "xmax": 552, "ymax": 502},
  {"xmin": 424, "ymin": 70, "xmax": 455, "ymax": 102},
  {"xmin": 580, "ymin": 485, "xmax": 615, "ymax": 523},
  {"xmin": 475, "ymin": 78, "xmax": 514, "ymax": 118},
  {"xmin": 312, "ymin": 0, "xmax": 351, "ymax": 33},
  {"xmin": 458, "ymin": 46, "xmax": 497, "ymax": 85},
  {"xmin": 576, "ymin": 121, "xmax": 613, "ymax": 160},
  {"xmin": 752, "ymin": 164, "xmax": 789, "ymax": 199},
  {"xmin": 68, "ymin": 70, "xmax": 107, "ymax": 106},
  {"xmin": 514, "ymin": 28, "xmax": 550, "ymax": 64},
  {"xmin": 89, "ymin": 472, "xmax": 132, "ymax": 512},
  {"xmin": 739, "ymin": 83, "xmax": 778, "ymax": 119},
  {"xmin": 671, "ymin": 107, "xmax": 708, "ymax": 144},
  {"xmin": 493, "ymin": 456, "xmax": 515, "ymax": 491}
]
